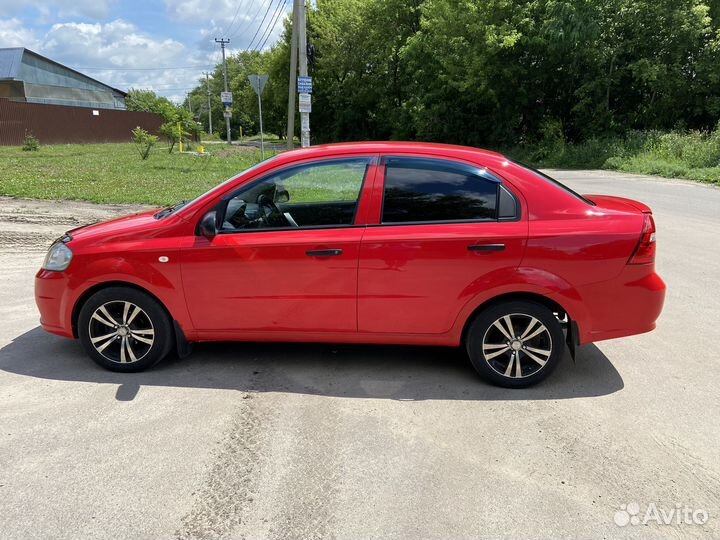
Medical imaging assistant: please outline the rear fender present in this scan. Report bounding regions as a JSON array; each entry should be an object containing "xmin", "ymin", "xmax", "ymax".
[{"xmin": 450, "ymin": 267, "xmax": 590, "ymax": 346}]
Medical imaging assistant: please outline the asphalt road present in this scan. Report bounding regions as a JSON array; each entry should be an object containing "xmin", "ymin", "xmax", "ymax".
[{"xmin": 0, "ymin": 170, "xmax": 718, "ymax": 540}]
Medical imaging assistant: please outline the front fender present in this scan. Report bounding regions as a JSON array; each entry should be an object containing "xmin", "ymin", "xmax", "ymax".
[{"xmin": 65, "ymin": 251, "xmax": 196, "ymax": 339}]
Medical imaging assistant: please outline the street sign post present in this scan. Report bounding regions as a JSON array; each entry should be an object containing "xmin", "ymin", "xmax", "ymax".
[
  {"xmin": 220, "ymin": 91, "xmax": 233, "ymax": 106},
  {"xmin": 299, "ymin": 92, "xmax": 311, "ymax": 147},
  {"xmin": 297, "ymin": 76, "xmax": 312, "ymax": 94},
  {"xmin": 248, "ymin": 75, "xmax": 269, "ymax": 159},
  {"xmin": 223, "ymin": 109, "xmax": 232, "ymax": 119}
]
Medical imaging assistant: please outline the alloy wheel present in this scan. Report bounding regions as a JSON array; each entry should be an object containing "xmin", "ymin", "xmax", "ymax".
[
  {"xmin": 87, "ymin": 300, "xmax": 155, "ymax": 364},
  {"xmin": 481, "ymin": 313, "xmax": 553, "ymax": 379}
]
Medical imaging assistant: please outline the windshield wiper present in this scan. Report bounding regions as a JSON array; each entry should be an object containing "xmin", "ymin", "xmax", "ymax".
[{"xmin": 155, "ymin": 200, "xmax": 189, "ymax": 219}]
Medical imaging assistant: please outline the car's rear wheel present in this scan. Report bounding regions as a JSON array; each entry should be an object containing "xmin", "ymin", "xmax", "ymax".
[
  {"xmin": 78, "ymin": 287, "xmax": 173, "ymax": 372},
  {"xmin": 465, "ymin": 300, "xmax": 564, "ymax": 388}
]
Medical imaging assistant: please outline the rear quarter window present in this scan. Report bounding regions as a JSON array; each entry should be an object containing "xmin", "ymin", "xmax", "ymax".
[{"xmin": 511, "ymin": 160, "xmax": 595, "ymax": 206}]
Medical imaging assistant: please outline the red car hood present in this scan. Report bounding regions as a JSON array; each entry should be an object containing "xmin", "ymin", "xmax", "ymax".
[
  {"xmin": 66, "ymin": 209, "xmax": 161, "ymax": 243},
  {"xmin": 582, "ymin": 194, "xmax": 652, "ymax": 214}
]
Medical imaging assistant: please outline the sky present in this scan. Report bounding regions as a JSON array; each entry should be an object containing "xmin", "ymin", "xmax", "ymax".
[{"xmin": 0, "ymin": 0, "xmax": 292, "ymax": 102}]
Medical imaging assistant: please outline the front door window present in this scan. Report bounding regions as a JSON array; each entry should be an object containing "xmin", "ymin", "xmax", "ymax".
[{"xmin": 222, "ymin": 158, "xmax": 370, "ymax": 231}]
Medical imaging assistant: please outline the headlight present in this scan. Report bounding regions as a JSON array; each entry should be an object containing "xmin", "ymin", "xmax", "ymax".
[{"xmin": 42, "ymin": 241, "xmax": 73, "ymax": 271}]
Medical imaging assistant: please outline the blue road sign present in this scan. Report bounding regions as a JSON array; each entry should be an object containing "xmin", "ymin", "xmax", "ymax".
[{"xmin": 298, "ymin": 76, "xmax": 313, "ymax": 94}]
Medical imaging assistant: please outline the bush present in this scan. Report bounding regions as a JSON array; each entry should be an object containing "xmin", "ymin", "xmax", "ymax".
[
  {"xmin": 202, "ymin": 131, "xmax": 221, "ymax": 142},
  {"xmin": 530, "ymin": 119, "xmax": 566, "ymax": 162},
  {"xmin": 131, "ymin": 126, "xmax": 159, "ymax": 160},
  {"xmin": 159, "ymin": 109, "xmax": 201, "ymax": 153},
  {"xmin": 22, "ymin": 132, "xmax": 39, "ymax": 151},
  {"xmin": 508, "ymin": 124, "xmax": 720, "ymax": 185},
  {"xmin": 160, "ymin": 122, "xmax": 188, "ymax": 153}
]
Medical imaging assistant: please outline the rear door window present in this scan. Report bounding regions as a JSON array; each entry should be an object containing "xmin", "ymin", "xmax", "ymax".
[{"xmin": 381, "ymin": 157, "xmax": 501, "ymax": 223}]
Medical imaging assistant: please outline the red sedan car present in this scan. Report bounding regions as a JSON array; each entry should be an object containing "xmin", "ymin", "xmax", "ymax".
[{"xmin": 35, "ymin": 142, "xmax": 665, "ymax": 387}]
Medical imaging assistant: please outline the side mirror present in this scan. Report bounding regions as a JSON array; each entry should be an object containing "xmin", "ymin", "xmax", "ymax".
[
  {"xmin": 199, "ymin": 210, "xmax": 217, "ymax": 239},
  {"xmin": 275, "ymin": 188, "xmax": 290, "ymax": 204}
]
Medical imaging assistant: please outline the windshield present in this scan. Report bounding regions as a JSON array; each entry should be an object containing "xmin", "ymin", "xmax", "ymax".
[
  {"xmin": 511, "ymin": 160, "xmax": 596, "ymax": 206},
  {"xmin": 157, "ymin": 155, "xmax": 280, "ymax": 218}
]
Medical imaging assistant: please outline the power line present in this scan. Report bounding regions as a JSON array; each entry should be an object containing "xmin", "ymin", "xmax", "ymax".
[
  {"xmin": 246, "ymin": 0, "xmax": 277, "ymax": 50},
  {"xmin": 223, "ymin": 0, "xmax": 247, "ymax": 38},
  {"xmin": 255, "ymin": 0, "xmax": 288, "ymax": 51},
  {"xmin": 125, "ymin": 86, "xmax": 198, "ymax": 90},
  {"xmin": 228, "ymin": 0, "xmax": 268, "ymax": 41},
  {"xmin": 72, "ymin": 65, "xmax": 215, "ymax": 71}
]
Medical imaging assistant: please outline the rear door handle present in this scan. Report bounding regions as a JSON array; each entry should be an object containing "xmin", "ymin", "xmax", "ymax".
[
  {"xmin": 306, "ymin": 249, "xmax": 343, "ymax": 257},
  {"xmin": 468, "ymin": 243, "xmax": 506, "ymax": 252}
]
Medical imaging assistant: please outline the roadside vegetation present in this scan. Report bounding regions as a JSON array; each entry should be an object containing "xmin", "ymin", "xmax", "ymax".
[
  {"xmin": 509, "ymin": 124, "xmax": 720, "ymax": 185},
  {"xmin": 0, "ymin": 143, "xmax": 271, "ymax": 206},
  {"xmin": 4, "ymin": 0, "xmax": 720, "ymax": 205},
  {"xmin": 152, "ymin": 0, "xmax": 720, "ymax": 186}
]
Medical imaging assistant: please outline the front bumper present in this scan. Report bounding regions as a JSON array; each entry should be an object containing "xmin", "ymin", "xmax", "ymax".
[{"xmin": 35, "ymin": 269, "xmax": 75, "ymax": 338}]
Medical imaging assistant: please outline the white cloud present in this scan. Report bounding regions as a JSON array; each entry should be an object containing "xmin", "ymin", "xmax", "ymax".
[
  {"xmin": 167, "ymin": 0, "xmax": 290, "ymax": 51},
  {"xmin": 0, "ymin": 0, "xmax": 289, "ymax": 104},
  {"xmin": 0, "ymin": 17, "xmax": 40, "ymax": 48},
  {"xmin": 56, "ymin": 0, "xmax": 116, "ymax": 20},
  {"xmin": 0, "ymin": 18, "xmax": 209, "ymax": 102},
  {"xmin": 44, "ymin": 20, "xmax": 178, "ymax": 67},
  {"xmin": 166, "ymin": 0, "xmax": 252, "ymax": 25},
  {"xmin": 40, "ymin": 20, "xmax": 213, "ymax": 101},
  {"xmin": 0, "ymin": 0, "xmax": 115, "ymax": 20}
]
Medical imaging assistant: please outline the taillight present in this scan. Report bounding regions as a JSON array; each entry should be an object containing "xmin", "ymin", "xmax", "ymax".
[{"xmin": 628, "ymin": 214, "xmax": 656, "ymax": 265}]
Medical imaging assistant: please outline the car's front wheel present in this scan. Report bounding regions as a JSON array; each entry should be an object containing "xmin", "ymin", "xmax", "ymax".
[
  {"xmin": 78, "ymin": 286, "xmax": 173, "ymax": 372},
  {"xmin": 465, "ymin": 300, "xmax": 564, "ymax": 388}
]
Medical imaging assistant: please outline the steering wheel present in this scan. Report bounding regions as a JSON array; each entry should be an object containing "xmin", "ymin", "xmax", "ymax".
[{"xmin": 257, "ymin": 194, "xmax": 291, "ymax": 227}]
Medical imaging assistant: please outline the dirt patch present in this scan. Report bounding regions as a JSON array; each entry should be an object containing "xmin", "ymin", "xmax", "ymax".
[
  {"xmin": 0, "ymin": 231, "xmax": 60, "ymax": 252},
  {"xmin": 0, "ymin": 197, "xmax": 153, "ymax": 253},
  {"xmin": 0, "ymin": 212, "xmax": 83, "ymax": 227}
]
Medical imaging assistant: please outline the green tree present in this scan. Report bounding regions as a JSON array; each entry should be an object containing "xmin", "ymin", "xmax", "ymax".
[
  {"xmin": 125, "ymin": 89, "xmax": 176, "ymax": 121},
  {"xmin": 159, "ymin": 108, "xmax": 201, "ymax": 153},
  {"xmin": 186, "ymin": 0, "xmax": 720, "ymax": 147},
  {"xmin": 131, "ymin": 126, "xmax": 159, "ymax": 160}
]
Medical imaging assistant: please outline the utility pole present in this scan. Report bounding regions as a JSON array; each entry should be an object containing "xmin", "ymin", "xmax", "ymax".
[
  {"xmin": 187, "ymin": 92, "xmax": 193, "ymax": 114},
  {"xmin": 215, "ymin": 37, "xmax": 232, "ymax": 145},
  {"xmin": 286, "ymin": 1, "xmax": 299, "ymax": 150},
  {"xmin": 297, "ymin": 0, "xmax": 310, "ymax": 148},
  {"xmin": 204, "ymin": 71, "xmax": 213, "ymax": 135}
]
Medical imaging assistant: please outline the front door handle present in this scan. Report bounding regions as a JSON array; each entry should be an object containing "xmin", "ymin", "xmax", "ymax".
[
  {"xmin": 306, "ymin": 249, "xmax": 343, "ymax": 257},
  {"xmin": 468, "ymin": 243, "xmax": 506, "ymax": 252}
]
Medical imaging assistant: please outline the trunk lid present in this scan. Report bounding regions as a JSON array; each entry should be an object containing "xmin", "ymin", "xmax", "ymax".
[{"xmin": 583, "ymin": 194, "xmax": 652, "ymax": 214}]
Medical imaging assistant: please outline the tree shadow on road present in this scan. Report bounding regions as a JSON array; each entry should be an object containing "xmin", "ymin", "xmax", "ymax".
[{"xmin": 0, "ymin": 327, "xmax": 623, "ymax": 402}]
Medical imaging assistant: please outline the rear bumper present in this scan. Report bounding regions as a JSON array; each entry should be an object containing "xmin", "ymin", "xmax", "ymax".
[
  {"xmin": 35, "ymin": 269, "xmax": 75, "ymax": 338},
  {"xmin": 578, "ymin": 267, "xmax": 666, "ymax": 344}
]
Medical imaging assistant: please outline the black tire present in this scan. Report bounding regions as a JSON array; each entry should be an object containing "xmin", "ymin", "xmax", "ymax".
[
  {"xmin": 465, "ymin": 300, "xmax": 564, "ymax": 388},
  {"xmin": 78, "ymin": 286, "xmax": 173, "ymax": 372}
]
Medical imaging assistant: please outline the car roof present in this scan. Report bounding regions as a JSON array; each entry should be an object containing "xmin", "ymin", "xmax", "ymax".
[{"xmin": 277, "ymin": 141, "xmax": 505, "ymax": 163}]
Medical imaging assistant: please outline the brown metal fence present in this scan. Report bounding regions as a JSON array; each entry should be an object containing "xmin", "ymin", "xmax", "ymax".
[{"xmin": 0, "ymin": 99, "xmax": 163, "ymax": 145}]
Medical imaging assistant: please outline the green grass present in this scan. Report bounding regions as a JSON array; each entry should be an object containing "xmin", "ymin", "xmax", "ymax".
[
  {"xmin": 3, "ymin": 131, "xmax": 718, "ymax": 208},
  {"xmin": 0, "ymin": 143, "xmax": 273, "ymax": 206},
  {"xmin": 242, "ymin": 133, "xmax": 299, "ymax": 144},
  {"xmin": 508, "ymin": 129, "xmax": 720, "ymax": 185}
]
